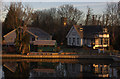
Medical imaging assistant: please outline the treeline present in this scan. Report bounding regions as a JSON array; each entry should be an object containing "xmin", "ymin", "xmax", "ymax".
[
  {"xmin": 2, "ymin": 2, "xmax": 120, "ymax": 50},
  {"xmin": 30, "ymin": 5, "xmax": 84, "ymax": 45}
]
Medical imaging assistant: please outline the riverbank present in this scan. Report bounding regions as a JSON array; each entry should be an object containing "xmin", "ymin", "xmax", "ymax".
[
  {"xmin": 1, "ymin": 54, "xmax": 113, "ymax": 59},
  {"xmin": 2, "ymin": 59, "xmax": 115, "ymax": 64}
]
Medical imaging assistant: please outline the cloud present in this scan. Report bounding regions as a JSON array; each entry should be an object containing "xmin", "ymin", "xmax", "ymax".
[{"xmin": 73, "ymin": 2, "xmax": 107, "ymax": 7}]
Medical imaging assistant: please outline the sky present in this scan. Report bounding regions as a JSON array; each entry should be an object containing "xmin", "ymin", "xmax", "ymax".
[
  {"xmin": 2, "ymin": 0, "xmax": 120, "ymax": 2},
  {"xmin": 1, "ymin": 0, "xmax": 120, "ymax": 21}
]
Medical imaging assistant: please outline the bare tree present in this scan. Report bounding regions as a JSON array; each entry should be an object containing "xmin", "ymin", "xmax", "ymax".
[
  {"xmin": 104, "ymin": 2, "xmax": 120, "ymax": 50},
  {"xmin": 105, "ymin": 2, "xmax": 119, "ymax": 26},
  {"xmin": 4, "ymin": 2, "xmax": 33, "ymax": 54},
  {"xmin": 85, "ymin": 7, "xmax": 93, "ymax": 25},
  {"xmin": 57, "ymin": 4, "xmax": 83, "ymax": 25}
]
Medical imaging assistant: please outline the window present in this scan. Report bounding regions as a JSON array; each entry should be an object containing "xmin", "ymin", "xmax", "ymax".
[
  {"xmin": 32, "ymin": 37, "xmax": 35, "ymax": 41},
  {"xmin": 104, "ymin": 38, "xmax": 108, "ymax": 45},
  {"xmin": 69, "ymin": 38, "xmax": 71, "ymax": 44},
  {"xmin": 3, "ymin": 37, "xmax": 4, "ymax": 40},
  {"xmin": 99, "ymin": 38, "xmax": 103, "ymax": 45},
  {"xmin": 80, "ymin": 28, "xmax": 83, "ymax": 31},
  {"xmin": 77, "ymin": 38, "xmax": 79, "ymax": 45},
  {"xmin": 73, "ymin": 38, "xmax": 75, "ymax": 45},
  {"xmin": 103, "ymin": 28, "xmax": 107, "ymax": 32}
]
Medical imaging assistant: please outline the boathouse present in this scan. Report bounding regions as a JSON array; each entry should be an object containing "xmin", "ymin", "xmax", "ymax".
[{"xmin": 30, "ymin": 40, "xmax": 57, "ymax": 52}]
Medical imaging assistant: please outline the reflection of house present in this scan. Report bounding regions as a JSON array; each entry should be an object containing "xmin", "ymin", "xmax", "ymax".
[
  {"xmin": 66, "ymin": 25, "xmax": 109, "ymax": 49},
  {"xmin": 30, "ymin": 69, "xmax": 56, "ymax": 77},
  {"xmin": 3, "ymin": 62, "xmax": 18, "ymax": 72},
  {"xmin": 3, "ymin": 27, "xmax": 52, "ymax": 46},
  {"xmin": 93, "ymin": 64, "xmax": 110, "ymax": 77},
  {"xmin": 65, "ymin": 63, "xmax": 81, "ymax": 77},
  {"xmin": 30, "ymin": 62, "xmax": 56, "ymax": 77}
]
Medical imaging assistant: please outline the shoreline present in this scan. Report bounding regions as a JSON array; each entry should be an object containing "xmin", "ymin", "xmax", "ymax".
[{"xmin": 1, "ymin": 54, "xmax": 113, "ymax": 59}]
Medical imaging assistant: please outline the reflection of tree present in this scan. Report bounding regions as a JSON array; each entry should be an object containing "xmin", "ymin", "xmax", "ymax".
[{"xmin": 3, "ymin": 62, "xmax": 30, "ymax": 79}]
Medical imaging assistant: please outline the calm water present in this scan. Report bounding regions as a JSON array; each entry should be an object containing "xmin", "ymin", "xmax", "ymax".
[{"xmin": 1, "ymin": 59, "xmax": 120, "ymax": 79}]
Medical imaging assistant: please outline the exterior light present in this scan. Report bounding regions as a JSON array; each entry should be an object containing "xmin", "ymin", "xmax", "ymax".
[{"xmin": 64, "ymin": 22, "xmax": 67, "ymax": 26}]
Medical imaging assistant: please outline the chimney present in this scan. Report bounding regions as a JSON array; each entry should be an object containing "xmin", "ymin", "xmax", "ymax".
[{"xmin": 79, "ymin": 24, "xmax": 82, "ymax": 26}]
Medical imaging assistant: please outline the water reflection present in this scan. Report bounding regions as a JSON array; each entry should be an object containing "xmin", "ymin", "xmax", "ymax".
[
  {"xmin": 3, "ymin": 62, "xmax": 30, "ymax": 79},
  {"xmin": 2, "ymin": 59, "xmax": 120, "ymax": 78}
]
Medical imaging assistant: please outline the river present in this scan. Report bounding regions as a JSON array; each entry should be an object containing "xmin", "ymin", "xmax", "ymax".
[{"xmin": 1, "ymin": 59, "xmax": 120, "ymax": 78}]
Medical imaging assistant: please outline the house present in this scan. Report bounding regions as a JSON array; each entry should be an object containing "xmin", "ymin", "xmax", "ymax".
[
  {"xmin": 66, "ymin": 25, "xmax": 109, "ymax": 49},
  {"xmin": 2, "ymin": 27, "xmax": 52, "ymax": 45},
  {"xmin": 2, "ymin": 27, "xmax": 53, "ymax": 53}
]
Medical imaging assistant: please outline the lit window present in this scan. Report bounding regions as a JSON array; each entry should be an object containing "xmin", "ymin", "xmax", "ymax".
[
  {"xmin": 64, "ymin": 22, "xmax": 67, "ymax": 26},
  {"xmin": 99, "ymin": 38, "xmax": 103, "ymax": 45},
  {"xmin": 80, "ymin": 28, "xmax": 83, "ymax": 31}
]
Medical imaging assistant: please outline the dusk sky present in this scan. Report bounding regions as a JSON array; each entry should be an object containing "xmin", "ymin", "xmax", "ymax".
[{"xmin": 1, "ymin": 0, "xmax": 120, "ymax": 21}]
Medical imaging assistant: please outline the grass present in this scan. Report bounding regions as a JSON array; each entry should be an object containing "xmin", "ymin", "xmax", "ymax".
[{"xmin": 61, "ymin": 46, "xmax": 120, "ymax": 56}]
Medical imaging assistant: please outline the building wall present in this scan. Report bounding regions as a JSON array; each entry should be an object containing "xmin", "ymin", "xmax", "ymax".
[
  {"xmin": 67, "ymin": 27, "xmax": 83, "ymax": 46},
  {"xmin": 83, "ymin": 38, "xmax": 93, "ymax": 47},
  {"xmin": 4, "ymin": 30, "xmax": 16, "ymax": 43},
  {"xmin": 38, "ymin": 37, "xmax": 51, "ymax": 40}
]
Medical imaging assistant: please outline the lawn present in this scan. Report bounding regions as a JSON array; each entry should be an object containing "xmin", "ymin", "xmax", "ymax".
[{"xmin": 60, "ymin": 46, "xmax": 120, "ymax": 56}]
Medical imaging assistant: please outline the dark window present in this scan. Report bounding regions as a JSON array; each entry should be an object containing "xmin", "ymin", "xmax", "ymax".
[
  {"xmin": 104, "ymin": 38, "xmax": 108, "ymax": 45},
  {"xmin": 77, "ymin": 38, "xmax": 79, "ymax": 45},
  {"xmin": 3, "ymin": 37, "xmax": 4, "ymax": 40},
  {"xmin": 103, "ymin": 28, "xmax": 107, "ymax": 32},
  {"xmin": 69, "ymin": 38, "xmax": 71, "ymax": 44},
  {"xmin": 32, "ymin": 37, "xmax": 35, "ymax": 41},
  {"xmin": 73, "ymin": 38, "xmax": 75, "ymax": 45}
]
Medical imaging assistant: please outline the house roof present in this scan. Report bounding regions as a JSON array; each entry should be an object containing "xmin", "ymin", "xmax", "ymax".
[
  {"xmin": 27, "ymin": 27, "xmax": 51, "ymax": 38},
  {"xmin": 3, "ymin": 27, "xmax": 51, "ymax": 38},
  {"xmin": 32, "ymin": 40, "xmax": 56, "ymax": 45},
  {"xmin": 3, "ymin": 29, "xmax": 16, "ymax": 38},
  {"xmin": 73, "ymin": 25, "xmax": 83, "ymax": 38},
  {"xmin": 82, "ymin": 25, "xmax": 106, "ymax": 38},
  {"xmin": 66, "ymin": 25, "xmax": 107, "ymax": 39},
  {"xmin": 3, "ymin": 62, "xmax": 18, "ymax": 72},
  {"xmin": 66, "ymin": 25, "xmax": 83, "ymax": 38}
]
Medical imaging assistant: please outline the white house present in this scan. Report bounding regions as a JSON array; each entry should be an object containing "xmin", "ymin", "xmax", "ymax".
[
  {"xmin": 66, "ymin": 25, "xmax": 110, "ymax": 49},
  {"xmin": 66, "ymin": 25, "xmax": 83, "ymax": 46}
]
